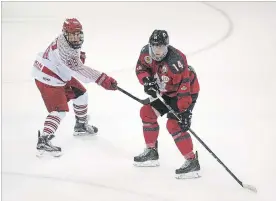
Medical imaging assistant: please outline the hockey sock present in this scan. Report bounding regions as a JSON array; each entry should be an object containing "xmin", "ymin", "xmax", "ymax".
[
  {"xmin": 143, "ymin": 122, "xmax": 159, "ymax": 148},
  {"xmin": 167, "ymin": 119, "xmax": 195, "ymax": 159},
  {"xmin": 73, "ymin": 104, "xmax": 88, "ymax": 123},
  {"xmin": 172, "ymin": 131, "xmax": 195, "ymax": 159},
  {"xmin": 43, "ymin": 111, "xmax": 65, "ymax": 135}
]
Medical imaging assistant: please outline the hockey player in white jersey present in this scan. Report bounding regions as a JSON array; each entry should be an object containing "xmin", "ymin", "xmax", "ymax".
[{"xmin": 32, "ymin": 18, "xmax": 118, "ymax": 157}]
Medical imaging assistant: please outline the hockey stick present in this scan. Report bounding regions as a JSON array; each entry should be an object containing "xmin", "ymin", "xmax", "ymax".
[
  {"xmin": 156, "ymin": 93, "xmax": 257, "ymax": 193},
  {"xmin": 117, "ymin": 86, "xmax": 156, "ymax": 105},
  {"xmin": 116, "ymin": 87, "xmax": 257, "ymax": 192}
]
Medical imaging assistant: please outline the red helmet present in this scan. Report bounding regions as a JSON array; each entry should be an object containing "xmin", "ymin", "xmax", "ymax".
[
  {"xmin": 62, "ymin": 18, "xmax": 82, "ymax": 33},
  {"xmin": 62, "ymin": 18, "xmax": 84, "ymax": 49}
]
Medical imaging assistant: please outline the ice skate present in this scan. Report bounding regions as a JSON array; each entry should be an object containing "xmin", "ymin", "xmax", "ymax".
[
  {"xmin": 73, "ymin": 116, "xmax": 98, "ymax": 136},
  {"xmin": 36, "ymin": 130, "xmax": 62, "ymax": 157},
  {"xmin": 134, "ymin": 141, "xmax": 159, "ymax": 167},
  {"xmin": 175, "ymin": 151, "xmax": 200, "ymax": 179}
]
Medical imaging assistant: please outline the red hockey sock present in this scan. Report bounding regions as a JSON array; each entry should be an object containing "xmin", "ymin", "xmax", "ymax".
[
  {"xmin": 140, "ymin": 105, "xmax": 159, "ymax": 148},
  {"xmin": 43, "ymin": 111, "xmax": 65, "ymax": 135},
  {"xmin": 143, "ymin": 123, "xmax": 159, "ymax": 148},
  {"xmin": 167, "ymin": 119, "xmax": 195, "ymax": 159},
  {"xmin": 173, "ymin": 131, "xmax": 195, "ymax": 159}
]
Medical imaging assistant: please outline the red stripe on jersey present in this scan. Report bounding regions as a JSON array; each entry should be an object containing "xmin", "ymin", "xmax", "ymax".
[{"xmin": 42, "ymin": 67, "xmax": 65, "ymax": 82}]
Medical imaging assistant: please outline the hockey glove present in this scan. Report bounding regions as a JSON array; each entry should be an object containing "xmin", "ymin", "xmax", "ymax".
[
  {"xmin": 143, "ymin": 77, "xmax": 159, "ymax": 98},
  {"xmin": 178, "ymin": 110, "xmax": 192, "ymax": 132},
  {"xmin": 96, "ymin": 73, "xmax": 118, "ymax": 90}
]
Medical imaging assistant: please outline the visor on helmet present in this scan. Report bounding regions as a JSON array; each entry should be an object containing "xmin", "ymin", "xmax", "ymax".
[
  {"xmin": 64, "ymin": 31, "xmax": 84, "ymax": 49},
  {"xmin": 149, "ymin": 44, "xmax": 168, "ymax": 61}
]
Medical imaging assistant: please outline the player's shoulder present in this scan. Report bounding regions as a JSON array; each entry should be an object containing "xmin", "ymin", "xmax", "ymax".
[
  {"xmin": 57, "ymin": 34, "xmax": 79, "ymax": 57},
  {"xmin": 138, "ymin": 44, "xmax": 153, "ymax": 64},
  {"xmin": 140, "ymin": 44, "xmax": 150, "ymax": 54},
  {"xmin": 56, "ymin": 34, "xmax": 64, "ymax": 45},
  {"xmin": 167, "ymin": 45, "xmax": 186, "ymax": 59},
  {"xmin": 188, "ymin": 65, "xmax": 196, "ymax": 74},
  {"xmin": 56, "ymin": 34, "xmax": 67, "ymax": 52},
  {"xmin": 165, "ymin": 46, "xmax": 187, "ymax": 74}
]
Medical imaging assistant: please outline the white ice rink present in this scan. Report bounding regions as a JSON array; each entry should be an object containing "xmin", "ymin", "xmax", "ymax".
[{"xmin": 2, "ymin": 1, "xmax": 276, "ymax": 201}]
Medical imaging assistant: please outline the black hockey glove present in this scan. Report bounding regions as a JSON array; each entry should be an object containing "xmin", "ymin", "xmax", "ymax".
[
  {"xmin": 178, "ymin": 110, "xmax": 192, "ymax": 132},
  {"xmin": 143, "ymin": 77, "xmax": 159, "ymax": 98}
]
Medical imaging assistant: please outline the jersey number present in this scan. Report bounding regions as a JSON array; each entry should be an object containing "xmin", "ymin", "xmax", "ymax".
[
  {"xmin": 42, "ymin": 39, "xmax": 58, "ymax": 59},
  {"xmin": 172, "ymin": 61, "xmax": 183, "ymax": 72}
]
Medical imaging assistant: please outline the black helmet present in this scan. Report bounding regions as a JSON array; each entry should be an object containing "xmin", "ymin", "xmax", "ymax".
[{"xmin": 149, "ymin": 30, "xmax": 169, "ymax": 46}]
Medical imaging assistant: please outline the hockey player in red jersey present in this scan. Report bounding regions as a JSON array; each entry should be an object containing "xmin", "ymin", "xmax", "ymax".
[
  {"xmin": 134, "ymin": 30, "xmax": 200, "ymax": 179},
  {"xmin": 32, "ymin": 18, "xmax": 117, "ymax": 157}
]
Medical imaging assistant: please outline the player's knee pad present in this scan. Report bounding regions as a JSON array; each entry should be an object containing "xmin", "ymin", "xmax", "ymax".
[
  {"xmin": 49, "ymin": 111, "xmax": 66, "ymax": 120},
  {"xmin": 166, "ymin": 118, "xmax": 181, "ymax": 134},
  {"xmin": 72, "ymin": 92, "xmax": 88, "ymax": 105},
  {"xmin": 140, "ymin": 105, "xmax": 158, "ymax": 124}
]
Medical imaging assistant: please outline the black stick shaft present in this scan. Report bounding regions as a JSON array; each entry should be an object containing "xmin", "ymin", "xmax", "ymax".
[
  {"xmin": 156, "ymin": 94, "xmax": 244, "ymax": 187},
  {"xmin": 117, "ymin": 86, "xmax": 145, "ymax": 104},
  {"xmin": 117, "ymin": 86, "xmax": 152, "ymax": 105},
  {"xmin": 188, "ymin": 128, "xmax": 243, "ymax": 187}
]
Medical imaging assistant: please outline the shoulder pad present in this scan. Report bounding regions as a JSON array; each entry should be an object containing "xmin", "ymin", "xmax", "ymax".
[
  {"xmin": 188, "ymin": 65, "xmax": 197, "ymax": 75},
  {"xmin": 165, "ymin": 46, "xmax": 186, "ymax": 74},
  {"xmin": 140, "ymin": 44, "xmax": 149, "ymax": 54}
]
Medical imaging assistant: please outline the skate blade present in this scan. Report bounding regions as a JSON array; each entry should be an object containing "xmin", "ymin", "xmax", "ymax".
[
  {"xmin": 175, "ymin": 170, "xmax": 201, "ymax": 179},
  {"xmin": 36, "ymin": 150, "xmax": 62, "ymax": 158},
  {"xmin": 133, "ymin": 160, "xmax": 160, "ymax": 167},
  {"xmin": 73, "ymin": 131, "xmax": 97, "ymax": 136}
]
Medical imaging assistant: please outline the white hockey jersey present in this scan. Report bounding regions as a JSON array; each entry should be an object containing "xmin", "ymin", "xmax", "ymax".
[{"xmin": 32, "ymin": 34, "xmax": 102, "ymax": 86}]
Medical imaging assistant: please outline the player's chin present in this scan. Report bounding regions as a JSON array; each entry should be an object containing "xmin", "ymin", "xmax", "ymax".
[{"xmin": 155, "ymin": 55, "xmax": 163, "ymax": 59}]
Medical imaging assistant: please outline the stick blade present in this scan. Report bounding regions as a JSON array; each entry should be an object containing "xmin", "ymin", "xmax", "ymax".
[{"xmin": 243, "ymin": 184, "xmax": 257, "ymax": 193}]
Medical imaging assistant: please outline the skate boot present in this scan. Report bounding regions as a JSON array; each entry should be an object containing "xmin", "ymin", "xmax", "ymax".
[
  {"xmin": 175, "ymin": 151, "xmax": 201, "ymax": 179},
  {"xmin": 36, "ymin": 130, "xmax": 62, "ymax": 157},
  {"xmin": 73, "ymin": 116, "xmax": 98, "ymax": 136},
  {"xmin": 134, "ymin": 141, "xmax": 159, "ymax": 167}
]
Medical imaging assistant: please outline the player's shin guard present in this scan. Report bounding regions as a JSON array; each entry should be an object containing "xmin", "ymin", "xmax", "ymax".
[
  {"xmin": 73, "ymin": 104, "xmax": 88, "ymax": 123},
  {"xmin": 133, "ymin": 122, "xmax": 160, "ymax": 167},
  {"xmin": 134, "ymin": 105, "xmax": 160, "ymax": 166},
  {"xmin": 37, "ymin": 111, "xmax": 65, "ymax": 157},
  {"xmin": 167, "ymin": 119, "xmax": 195, "ymax": 159},
  {"xmin": 73, "ymin": 93, "xmax": 98, "ymax": 136},
  {"xmin": 73, "ymin": 104, "xmax": 98, "ymax": 136},
  {"xmin": 43, "ymin": 111, "xmax": 65, "ymax": 136},
  {"xmin": 140, "ymin": 105, "xmax": 159, "ymax": 148},
  {"xmin": 73, "ymin": 92, "xmax": 88, "ymax": 122},
  {"xmin": 173, "ymin": 131, "xmax": 195, "ymax": 159},
  {"xmin": 167, "ymin": 119, "xmax": 200, "ymax": 178},
  {"xmin": 143, "ymin": 122, "xmax": 159, "ymax": 148}
]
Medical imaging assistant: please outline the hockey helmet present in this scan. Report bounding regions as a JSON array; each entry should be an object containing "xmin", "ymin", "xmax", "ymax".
[
  {"xmin": 62, "ymin": 18, "xmax": 84, "ymax": 49},
  {"xmin": 149, "ymin": 30, "xmax": 169, "ymax": 61}
]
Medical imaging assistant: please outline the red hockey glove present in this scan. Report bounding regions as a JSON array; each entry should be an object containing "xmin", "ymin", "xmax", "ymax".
[
  {"xmin": 96, "ymin": 73, "xmax": 117, "ymax": 90},
  {"xmin": 80, "ymin": 51, "xmax": 86, "ymax": 64}
]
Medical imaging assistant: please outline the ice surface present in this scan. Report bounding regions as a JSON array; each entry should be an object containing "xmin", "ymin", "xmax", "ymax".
[{"xmin": 2, "ymin": 2, "xmax": 276, "ymax": 201}]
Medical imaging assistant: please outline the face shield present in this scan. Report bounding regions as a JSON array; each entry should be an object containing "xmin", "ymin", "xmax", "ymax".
[
  {"xmin": 149, "ymin": 44, "xmax": 168, "ymax": 61},
  {"xmin": 65, "ymin": 31, "xmax": 84, "ymax": 49}
]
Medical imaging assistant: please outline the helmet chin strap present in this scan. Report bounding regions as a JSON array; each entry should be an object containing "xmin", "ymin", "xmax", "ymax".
[{"xmin": 149, "ymin": 44, "xmax": 168, "ymax": 61}]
